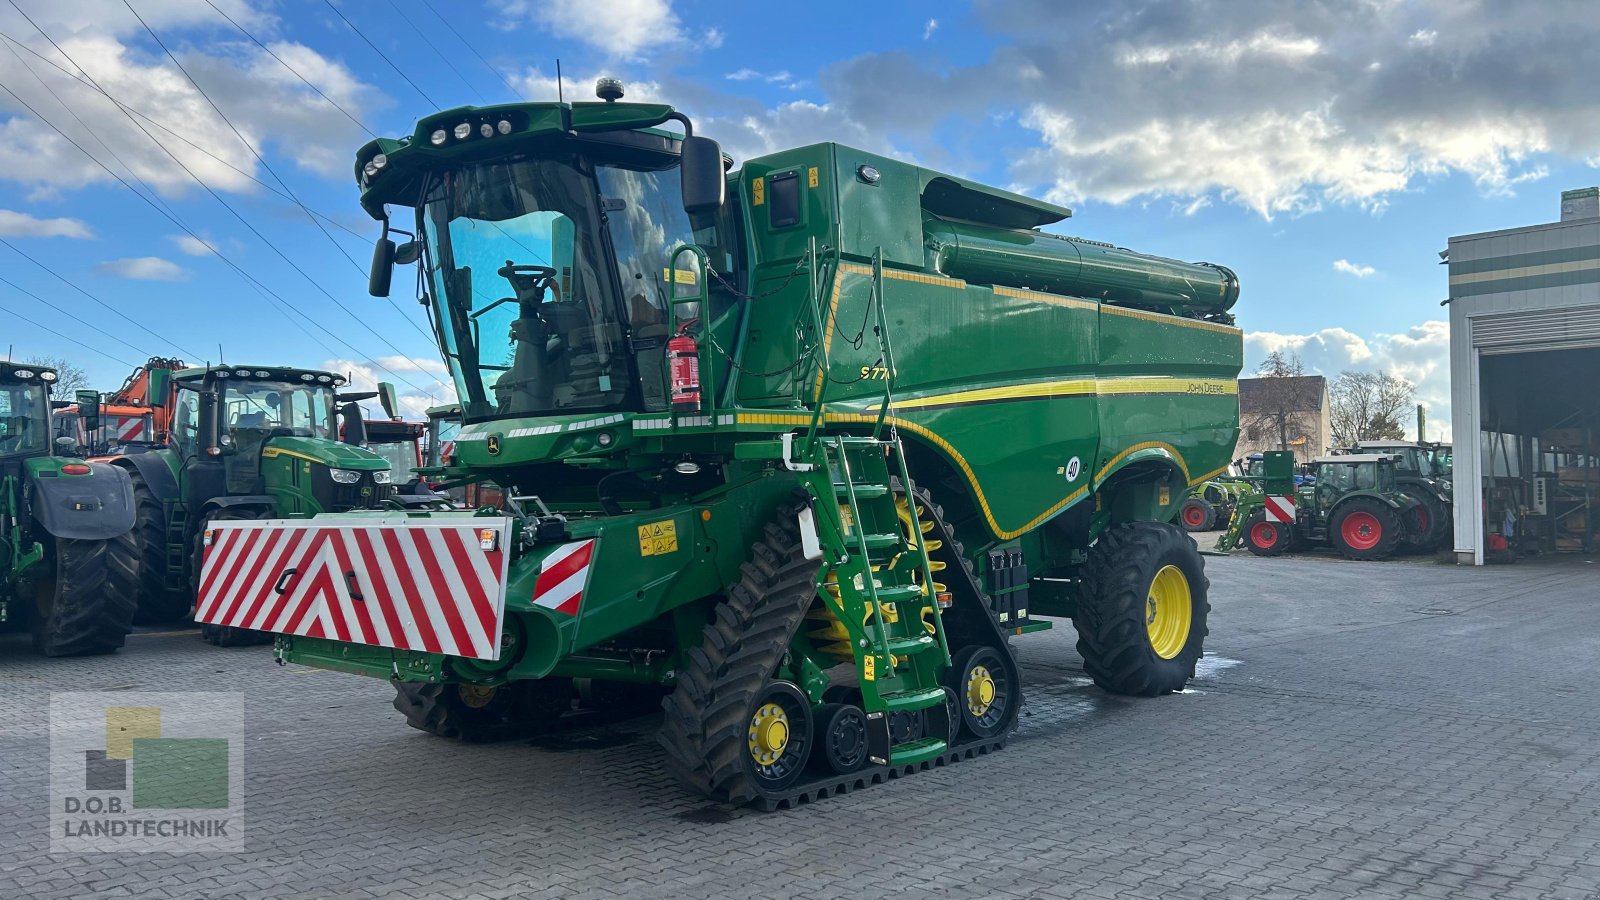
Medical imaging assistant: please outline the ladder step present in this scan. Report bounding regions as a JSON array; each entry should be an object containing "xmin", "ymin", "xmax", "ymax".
[
  {"xmin": 879, "ymin": 687, "xmax": 946, "ymax": 713},
  {"xmin": 873, "ymin": 585, "xmax": 924, "ymax": 604},
  {"xmin": 834, "ymin": 483, "xmax": 889, "ymax": 500},
  {"xmin": 832, "ymin": 436, "xmax": 891, "ymax": 447},
  {"xmin": 849, "ymin": 532, "xmax": 902, "ymax": 551},
  {"xmin": 886, "ymin": 635, "xmax": 937, "ymax": 656},
  {"xmin": 890, "ymin": 737, "xmax": 947, "ymax": 766}
]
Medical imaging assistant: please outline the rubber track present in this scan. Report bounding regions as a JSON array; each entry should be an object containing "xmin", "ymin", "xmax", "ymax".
[
  {"xmin": 748, "ymin": 737, "xmax": 1009, "ymax": 811},
  {"xmin": 658, "ymin": 507, "xmax": 823, "ymax": 805},
  {"xmin": 33, "ymin": 532, "xmax": 139, "ymax": 657}
]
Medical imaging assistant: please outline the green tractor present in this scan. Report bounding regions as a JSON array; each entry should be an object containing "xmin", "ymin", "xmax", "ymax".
[
  {"xmin": 1351, "ymin": 440, "xmax": 1452, "ymax": 552},
  {"xmin": 1230, "ymin": 453, "xmax": 1421, "ymax": 560},
  {"xmin": 200, "ymin": 83, "xmax": 1244, "ymax": 806},
  {"xmin": 1179, "ymin": 477, "xmax": 1250, "ymax": 532},
  {"xmin": 101, "ymin": 365, "xmax": 397, "ymax": 644},
  {"xmin": 1, "ymin": 361, "xmax": 140, "ymax": 656}
]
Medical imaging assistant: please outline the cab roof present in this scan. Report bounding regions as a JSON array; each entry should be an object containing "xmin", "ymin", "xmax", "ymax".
[
  {"xmin": 1315, "ymin": 454, "xmax": 1394, "ymax": 464},
  {"xmin": 174, "ymin": 365, "xmax": 347, "ymax": 385},
  {"xmin": 0, "ymin": 361, "xmax": 58, "ymax": 383}
]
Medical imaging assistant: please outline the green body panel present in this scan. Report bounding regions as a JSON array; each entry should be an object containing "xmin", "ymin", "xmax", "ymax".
[{"xmin": 271, "ymin": 100, "xmax": 1243, "ymax": 717}]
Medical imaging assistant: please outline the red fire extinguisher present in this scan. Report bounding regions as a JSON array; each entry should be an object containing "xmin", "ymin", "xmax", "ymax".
[{"xmin": 668, "ymin": 320, "xmax": 701, "ymax": 414}]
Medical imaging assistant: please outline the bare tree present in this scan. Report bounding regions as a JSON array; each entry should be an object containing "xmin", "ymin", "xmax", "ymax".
[
  {"xmin": 1241, "ymin": 351, "xmax": 1319, "ymax": 453},
  {"xmin": 1330, "ymin": 370, "xmax": 1415, "ymax": 446},
  {"xmin": 24, "ymin": 355, "xmax": 90, "ymax": 395}
]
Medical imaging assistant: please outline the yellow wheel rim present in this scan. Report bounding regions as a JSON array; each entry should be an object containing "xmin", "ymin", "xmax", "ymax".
[
  {"xmin": 457, "ymin": 685, "xmax": 497, "ymax": 709},
  {"xmin": 1145, "ymin": 565, "xmax": 1193, "ymax": 659},
  {"xmin": 966, "ymin": 665, "xmax": 997, "ymax": 717},
  {"xmin": 747, "ymin": 703, "xmax": 791, "ymax": 766}
]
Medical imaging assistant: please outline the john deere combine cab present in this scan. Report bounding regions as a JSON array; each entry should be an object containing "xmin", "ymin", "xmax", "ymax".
[
  {"xmin": 198, "ymin": 82, "xmax": 1243, "ymax": 807},
  {"xmin": 1, "ymin": 361, "xmax": 139, "ymax": 656},
  {"xmin": 101, "ymin": 365, "xmax": 394, "ymax": 639}
]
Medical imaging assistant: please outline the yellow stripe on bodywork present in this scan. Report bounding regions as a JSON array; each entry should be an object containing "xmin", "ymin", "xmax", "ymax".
[
  {"xmin": 871, "ymin": 376, "xmax": 1235, "ymax": 411},
  {"xmin": 260, "ymin": 447, "xmax": 323, "ymax": 465}
]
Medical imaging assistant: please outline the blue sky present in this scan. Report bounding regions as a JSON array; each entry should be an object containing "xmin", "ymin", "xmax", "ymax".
[{"xmin": 1, "ymin": 0, "xmax": 1597, "ymax": 433}]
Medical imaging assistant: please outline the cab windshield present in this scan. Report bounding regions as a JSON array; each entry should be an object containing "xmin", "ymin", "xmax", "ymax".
[
  {"xmin": 369, "ymin": 439, "xmax": 420, "ymax": 483},
  {"xmin": 421, "ymin": 155, "xmax": 708, "ymax": 421},
  {"xmin": 0, "ymin": 382, "xmax": 48, "ymax": 456},
  {"xmin": 218, "ymin": 381, "xmax": 337, "ymax": 437}
]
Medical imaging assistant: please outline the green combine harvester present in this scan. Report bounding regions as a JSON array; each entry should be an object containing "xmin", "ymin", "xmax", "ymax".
[
  {"xmin": 1, "ymin": 361, "xmax": 139, "ymax": 656},
  {"xmin": 102, "ymin": 365, "xmax": 397, "ymax": 643},
  {"xmin": 198, "ymin": 81, "xmax": 1244, "ymax": 807}
]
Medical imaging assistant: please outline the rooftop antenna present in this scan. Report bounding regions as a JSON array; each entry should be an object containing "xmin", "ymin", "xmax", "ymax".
[
  {"xmin": 218, "ymin": 343, "xmax": 226, "ymax": 365},
  {"xmin": 556, "ymin": 59, "xmax": 564, "ymax": 103}
]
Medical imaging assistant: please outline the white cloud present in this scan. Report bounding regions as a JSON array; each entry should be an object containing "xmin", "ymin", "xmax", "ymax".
[
  {"xmin": 1245, "ymin": 320, "xmax": 1452, "ymax": 438},
  {"xmin": 726, "ymin": 69, "xmax": 792, "ymax": 84},
  {"xmin": 489, "ymin": 0, "xmax": 683, "ymax": 59},
  {"xmin": 1332, "ymin": 258, "xmax": 1376, "ymax": 278},
  {"xmin": 703, "ymin": 28, "xmax": 724, "ymax": 49},
  {"xmin": 924, "ymin": 19, "xmax": 939, "ymax": 40},
  {"xmin": 320, "ymin": 357, "xmax": 454, "ymax": 421},
  {"xmin": 168, "ymin": 234, "xmax": 215, "ymax": 256},
  {"xmin": 95, "ymin": 256, "xmax": 188, "ymax": 281},
  {"xmin": 515, "ymin": 68, "xmax": 664, "ymax": 104},
  {"xmin": 0, "ymin": 209, "xmax": 92, "ymax": 238},
  {"xmin": 0, "ymin": 26, "xmax": 385, "ymax": 197},
  {"xmin": 808, "ymin": 1, "xmax": 1600, "ymax": 218}
]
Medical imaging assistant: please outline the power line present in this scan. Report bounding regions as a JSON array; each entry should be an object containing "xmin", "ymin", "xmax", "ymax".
[
  {"xmin": 6, "ymin": 2, "xmax": 433, "ymax": 394},
  {"xmin": 385, "ymin": 0, "xmax": 488, "ymax": 104},
  {"xmin": 0, "ymin": 272, "xmax": 154, "ymax": 357},
  {"xmin": 417, "ymin": 0, "xmax": 529, "ymax": 101},
  {"xmin": 322, "ymin": 0, "xmax": 438, "ymax": 107},
  {"xmin": 198, "ymin": 0, "xmax": 377, "ymax": 139},
  {"xmin": 0, "ymin": 295, "xmax": 138, "ymax": 368},
  {"xmin": 0, "ymin": 31, "xmax": 374, "ymax": 244},
  {"xmin": 0, "ymin": 58, "xmax": 430, "ymax": 394},
  {"xmin": 123, "ymin": 0, "xmax": 435, "ymax": 347}
]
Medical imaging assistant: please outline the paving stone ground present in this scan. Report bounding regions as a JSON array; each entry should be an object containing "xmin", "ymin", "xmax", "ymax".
[{"xmin": 3, "ymin": 551, "xmax": 1599, "ymax": 899}]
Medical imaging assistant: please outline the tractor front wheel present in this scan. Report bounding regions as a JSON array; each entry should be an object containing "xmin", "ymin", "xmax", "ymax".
[
  {"xmin": 1179, "ymin": 497, "xmax": 1215, "ymax": 532},
  {"xmin": 193, "ymin": 508, "xmax": 276, "ymax": 647},
  {"xmin": 31, "ymin": 532, "xmax": 139, "ymax": 657},
  {"xmin": 1074, "ymin": 522, "xmax": 1210, "ymax": 696},
  {"xmin": 1244, "ymin": 510, "xmax": 1290, "ymax": 557},
  {"xmin": 1330, "ymin": 498, "xmax": 1401, "ymax": 561}
]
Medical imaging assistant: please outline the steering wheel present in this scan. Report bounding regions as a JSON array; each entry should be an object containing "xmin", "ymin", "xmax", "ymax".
[{"xmin": 496, "ymin": 262, "xmax": 561, "ymax": 304}]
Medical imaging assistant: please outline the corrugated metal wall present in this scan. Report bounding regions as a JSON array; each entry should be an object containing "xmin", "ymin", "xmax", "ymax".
[{"xmin": 1473, "ymin": 304, "xmax": 1600, "ymax": 353}]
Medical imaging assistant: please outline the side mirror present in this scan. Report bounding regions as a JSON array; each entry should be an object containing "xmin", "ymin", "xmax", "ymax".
[
  {"xmin": 339, "ymin": 402, "xmax": 368, "ymax": 446},
  {"xmin": 198, "ymin": 390, "xmax": 225, "ymax": 456},
  {"xmin": 680, "ymin": 135, "xmax": 726, "ymax": 215},
  {"xmin": 369, "ymin": 236, "xmax": 396, "ymax": 297},
  {"xmin": 75, "ymin": 390, "xmax": 101, "ymax": 432},
  {"xmin": 377, "ymin": 382, "xmax": 399, "ymax": 420},
  {"xmin": 394, "ymin": 241, "xmax": 421, "ymax": 266},
  {"xmin": 146, "ymin": 368, "xmax": 170, "ymax": 407}
]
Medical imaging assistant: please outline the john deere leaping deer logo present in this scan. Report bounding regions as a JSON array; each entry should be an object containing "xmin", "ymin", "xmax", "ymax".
[{"xmin": 485, "ymin": 434, "xmax": 501, "ymax": 456}]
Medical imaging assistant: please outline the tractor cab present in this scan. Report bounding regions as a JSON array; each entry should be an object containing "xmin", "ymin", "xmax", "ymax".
[
  {"xmin": 1306, "ymin": 454, "xmax": 1399, "ymax": 516},
  {"xmin": 170, "ymin": 366, "xmax": 393, "ymax": 514},
  {"xmin": 1350, "ymin": 439, "xmax": 1453, "ymax": 550},
  {"xmin": 0, "ymin": 363, "xmax": 58, "ymax": 467}
]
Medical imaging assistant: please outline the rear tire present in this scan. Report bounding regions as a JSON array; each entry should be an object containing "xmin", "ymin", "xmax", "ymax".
[
  {"xmin": 1329, "ymin": 498, "xmax": 1401, "ymax": 561},
  {"xmin": 30, "ymin": 532, "xmax": 139, "ymax": 658},
  {"xmin": 194, "ymin": 507, "xmax": 275, "ymax": 647},
  {"xmin": 1243, "ymin": 510, "xmax": 1290, "ymax": 557},
  {"xmin": 1074, "ymin": 522, "xmax": 1209, "ymax": 696},
  {"xmin": 1179, "ymin": 497, "xmax": 1215, "ymax": 532},
  {"xmin": 129, "ymin": 475, "xmax": 190, "ymax": 625}
]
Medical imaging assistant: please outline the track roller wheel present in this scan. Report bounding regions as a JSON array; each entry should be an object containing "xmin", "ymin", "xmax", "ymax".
[
  {"xmin": 1075, "ymin": 521, "xmax": 1209, "ymax": 696},
  {"xmin": 945, "ymin": 645, "xmax": 1018, "ymax": 739},
  {"xmin": 812, "ymin": 702, "xmax": 869, "ymax": 774},
  {"xmin": 745, "ymin": 681, "xmax": 812, "ymax": 791}
]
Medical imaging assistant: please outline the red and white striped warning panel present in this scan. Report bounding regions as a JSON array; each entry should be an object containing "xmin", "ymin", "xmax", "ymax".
[
  {"xmin": 1264, "ymin": 495, "xmax": 1297, "ymax": 523},
  {"xmin": 531, "ymin": 539, "xmax": 595, "ymax": 616},
  {"xmin": 115, "ymin": 416, "xmax": 146, "ymax": 442},
  {"xmin": 194, "ymin": 517, "xmax": 513, "ymax": 661}
]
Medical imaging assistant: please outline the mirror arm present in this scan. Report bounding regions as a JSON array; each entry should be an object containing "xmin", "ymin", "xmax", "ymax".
[{"xmin": 664, "ymin": 112, "xmax": 693, "ymax": 139}]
